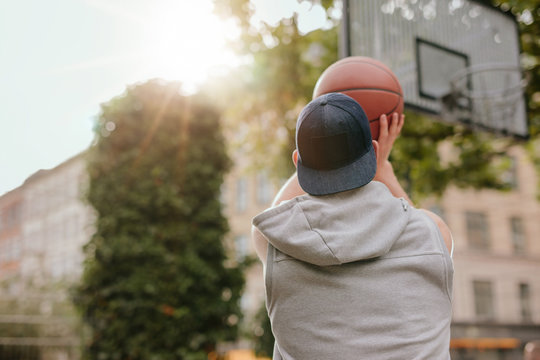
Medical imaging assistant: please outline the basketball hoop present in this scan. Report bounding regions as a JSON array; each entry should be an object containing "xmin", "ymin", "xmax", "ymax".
[
  {"xmin": 346, "ymin": 0, "xmax": 529, "ymax": 137},
  {"xmin": 440, "ymin": 64, "xmax": 529, "ymax": 136}
]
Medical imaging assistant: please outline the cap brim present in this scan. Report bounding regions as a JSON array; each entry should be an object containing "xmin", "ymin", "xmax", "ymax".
[{"xmin": 297, "ymin": 146, "xmax": 376, "ymax": 196}]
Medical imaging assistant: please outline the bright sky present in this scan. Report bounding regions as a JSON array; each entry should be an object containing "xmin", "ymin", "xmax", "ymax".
[{"xmin": 0, "ymin": 0, "xmax": 332, "ymax": 195}]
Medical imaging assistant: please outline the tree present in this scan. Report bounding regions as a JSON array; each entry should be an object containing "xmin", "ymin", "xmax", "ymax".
[
  {"xmin": 493, "ymin": 0, "xmax": 540, "ymax": 197},
  {"xmin": 213, "ymin": 0, "xmax": 339, "ymax": 180},
  {"xmin": 248, "ymin": 303, "xmax": 274, "ymax": 358},
  {"xmin": 74, "ymin": 80, "xmax": 245, "ymax": 360},
  {"xmin": 213, "ymin": 0, "xmax": 540, "ymax": 200}
]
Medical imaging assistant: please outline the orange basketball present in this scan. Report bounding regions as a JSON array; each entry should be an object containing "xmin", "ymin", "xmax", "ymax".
[{"xmin": 313, "ymin": 56, "xmax": 404, "ymax": 140}]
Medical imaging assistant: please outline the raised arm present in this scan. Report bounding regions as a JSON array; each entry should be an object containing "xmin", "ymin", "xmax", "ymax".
[
  {"xmin": 373, "ymin": 113, "xmax": 453, "ymax": 254},
  {"xmin": 372, "ymin": 113, "xmax": 412, "ymax": 204}
]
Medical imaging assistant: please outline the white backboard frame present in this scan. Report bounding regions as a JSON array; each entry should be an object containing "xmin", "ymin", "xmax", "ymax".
[{"xmin": 340, "ymin": 0, "xmax": 528, "ymax": 138}]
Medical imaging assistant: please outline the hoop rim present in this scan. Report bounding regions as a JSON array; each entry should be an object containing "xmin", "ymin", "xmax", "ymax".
[{"xmin": 450, "ymin": 63, "xmax": 528, "ymax": 100}]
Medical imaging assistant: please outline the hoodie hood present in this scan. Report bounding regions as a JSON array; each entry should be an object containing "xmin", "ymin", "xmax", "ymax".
[{"xmin": 252, "ymin": 181, "xmax": 411, "ymax": 266}]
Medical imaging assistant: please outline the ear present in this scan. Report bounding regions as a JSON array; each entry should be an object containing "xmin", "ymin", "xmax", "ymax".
[
  {"xmin": 372, "ymin": 140, "xmax": 379, "ymax": 162},
  {"xmin": 292, "ymin": 149, "xmax": 299, "ymax": 168}
]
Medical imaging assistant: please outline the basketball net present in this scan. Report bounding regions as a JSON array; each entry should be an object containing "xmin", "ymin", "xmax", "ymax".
[{"xmin": 440, "ymin": 64, "xmax": 528, "ymax": 136}]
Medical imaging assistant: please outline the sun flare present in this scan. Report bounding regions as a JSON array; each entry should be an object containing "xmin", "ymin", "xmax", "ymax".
[
  {"xmin": 77, "ymin": 0, "xmax": 331, "ymax": 94},
  {"xmin": 138, "ymin": 0, "xmax": 241, "ymax": 91}
]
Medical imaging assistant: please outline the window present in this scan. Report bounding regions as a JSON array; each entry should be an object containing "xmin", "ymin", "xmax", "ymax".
[
  {"xmin": 473, "ymin": 280, "xmax": 495, "ymax": 320},
  {"xmin": 49, "ymin": 253, "xmax": 63, "ymax": 279},
  {"xmin": 502, "ymin": 156, "xmax": 518, "ymax": 189},
  {"xmin": 0, "ymin": 243, "xmax": 6, "ymax": 264},
  {"xmin": 519, "ymin": 283, "xmax": 532, "ymax": 322},
  {"xmin": 0, "ymin": 237, "xmax": 22, "ymax": 265},
  {"xmin": 234, "ymin": 234, "xmax": 248, "ymax": 260},
  {"xmin": 256, "ymin": 172, "xmax": 273, "ymax": 205},
  {"xmin": 466, "ymin": 212, "xmax": 490, "ymax": 250},
  {"xmin": 510, "ymin": 217, "xmax": 526, "ymax": 255},
  {"xmin": 12, "ymin": 237, "xmax": 21, "ymax": 260},
  {"xmin": 236, "ymin": 178, "xmax": 248, "ymax": 212},
  {"xmin": 3, "ymin": 202, "xmax": 21, "ymax": 230},
  {"xmin": 219, "ymin": 183, "xmax": 227, "ymax": 205},
  {"xmin": 240, "ymin": 293, "xmax": 251, "ymax": 312}
]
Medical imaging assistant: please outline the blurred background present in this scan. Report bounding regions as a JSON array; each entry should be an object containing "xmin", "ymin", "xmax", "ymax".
[{"xmin": 1, "ymin": 0, "xmax": 539, "ymax": 359}]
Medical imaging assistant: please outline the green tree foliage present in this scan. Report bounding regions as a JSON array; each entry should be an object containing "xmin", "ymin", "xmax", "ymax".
[
  {"xmin": 214, "ymin": 0, "xmax": 339, "ymax": 179},
  {"xmin": 248, "ymin": 302, "xmax": 274, "ymax": 358},
  {"xmin": 493, "ymin": 0, "xmax": 540, "ymax": 197},
  {"xmin": 214, "ymin": 0, "xmax": 540, "ymax": 200},
  {"xmin": 500, "ymin": 0, "xmax": 540, "ymax": 136},
  {"xmin": 74, "ymin": 80, "xmax": 245, "ymax": 360}
]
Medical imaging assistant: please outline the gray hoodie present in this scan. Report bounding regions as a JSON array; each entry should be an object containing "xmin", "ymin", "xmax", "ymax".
[{"xmin": 252, "ymin": 181, "xmax": 453, "ymax": 360}]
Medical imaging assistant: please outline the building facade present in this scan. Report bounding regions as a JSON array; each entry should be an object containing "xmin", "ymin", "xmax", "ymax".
[
  {"xmin": 0, "ymin": 154, "xmax": 93, "ymax": 359},
  {"xmin": 0, "ymin": 153, "xmax": 94, "ymax": 286},
  {"xmin": 438, "ymin": 147, "xmax": 540, "ymax": 359},
  {"xmin": 221, "ymin": 164, "xmax": 275, "ymax": 319},
  {"xmin": 0, "ymin": 186, "xmax": 22, "ymax": 284},
  {"xmin": 18, "ymin": 155, "xmax": 94, "ymax": 285}
]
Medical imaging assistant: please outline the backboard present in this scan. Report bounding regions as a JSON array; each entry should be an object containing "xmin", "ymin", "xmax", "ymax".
[{"xmin": 341, "ymin": 0, "xmax": 528, "ymax": 138}]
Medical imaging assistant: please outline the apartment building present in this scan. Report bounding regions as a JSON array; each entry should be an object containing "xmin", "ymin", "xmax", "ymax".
[
  {"xmin": 1, "ymin": 146, "xmax": 539, "ymax": 360},
  {"xmin": 0, "ymin": 186, "xmax": 23, "ymax": 284},
  {"xmin": 0, "ymin": 154, "xmax": 94, "ymax": 286},
  {"xmin": 221, "ymin": 163, "xmax": 277, "ymax": 319},
  {"xmin": 438, "ymin": 147, "xmax": 540, "ymax": 359},
  {"xmin": 0, "ymin": 154, "xmax": 93, "ymax": 359}
]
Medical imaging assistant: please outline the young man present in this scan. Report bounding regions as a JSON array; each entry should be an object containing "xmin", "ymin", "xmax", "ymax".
[{"xmin": 252, "ymin": 93, "xmax": 453, "ymax": 359}]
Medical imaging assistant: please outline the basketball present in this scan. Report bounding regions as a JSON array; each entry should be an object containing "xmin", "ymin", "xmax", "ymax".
[{"xmin": 313, "ymin": 56, "xmax": 404, "ymax": 140}]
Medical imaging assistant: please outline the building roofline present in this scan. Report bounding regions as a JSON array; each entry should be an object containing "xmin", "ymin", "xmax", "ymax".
[{"xmin": 1, "ymin": 150, "xmax": 88, "ymax": 199}]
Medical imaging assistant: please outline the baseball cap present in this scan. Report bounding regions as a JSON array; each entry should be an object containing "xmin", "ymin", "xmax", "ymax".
[{"xmin": 296, "ymin": 92, "xmax": 376, "ymax": 196}]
